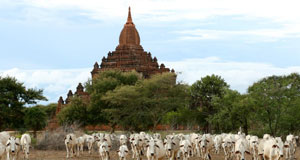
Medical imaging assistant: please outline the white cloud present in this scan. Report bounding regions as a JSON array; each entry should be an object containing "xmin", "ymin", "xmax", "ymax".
[
  {"xmin": 2, "ymin": 0, "xmax": 299, "ymax": 41},
  {"xmin": 177, "ymin": 28, "xmax": 300, "ymax": 42},
  {"xmin": 1, "ymin": 58, "xmax": 300, "ymax": 104},
  {"xmin": 163, "ymin": 57, "xmax": 300, "ymax": 93},
  {"xmin": 17, "ymin": 0, "xmax": 300, "ymax": 23},
  {"xmin": 0, "ymin": 0, "xmax": 295, "ymax": 25},
  {"xmin": 0, "ymin": 68, "xmax": 91, "ymax": 103}
]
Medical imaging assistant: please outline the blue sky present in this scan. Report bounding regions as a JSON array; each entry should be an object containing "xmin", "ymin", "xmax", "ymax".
[{"xmin": 1, "ymin": 0, "xmax": 300, "ymax": 104}]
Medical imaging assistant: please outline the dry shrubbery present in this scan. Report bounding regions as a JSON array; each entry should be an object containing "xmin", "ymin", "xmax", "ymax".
[
  {"xmin": 35, "ymin": 124, "xmax": 84, "ymax": 150},
  {"xmin": 35, "ymin": 124, "xmax": 128, "ymax": 151}
]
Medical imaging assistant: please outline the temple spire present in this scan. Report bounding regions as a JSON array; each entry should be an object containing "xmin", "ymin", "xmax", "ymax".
[
  {"xmin": 126, "ymin": 7, "xmax": 133, "ymax": 24},
  {"xmin": 118, "ymin": 6, "xmax": 141, "ymax": 48}
]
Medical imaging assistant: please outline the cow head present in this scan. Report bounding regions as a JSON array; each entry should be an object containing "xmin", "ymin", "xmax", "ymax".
[
  {"xmin": 147, "ymin": 139, "xmax": 159, "ymax": 157},
  {"xmin": 64, "ymin": 134, "xmax": 74, "ymax": 145},
  {"xmin": 180, "ymin": 140, "xmax": 192, "ymax": 156},
  {"xmin": 6, "ymin": 136, "xmax": 19, "ymax": 154},
  {"xmin": 117, "ymin": 145, "xmax": 128, "ymax": 160}
]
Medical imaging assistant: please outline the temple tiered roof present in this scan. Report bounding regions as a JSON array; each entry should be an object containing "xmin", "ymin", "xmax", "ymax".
[{"xmin": 91, "ymin": 7, "xmax": 173, "ymax": 78}]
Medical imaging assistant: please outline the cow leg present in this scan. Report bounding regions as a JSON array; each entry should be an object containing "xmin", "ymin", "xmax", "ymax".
[
  {"xmin": 65, "ymin": 144, "xmax": 69, "ymax": 158},
  {"xmin": 132, "ymin": 147, "xmax": 135, "ymax": 159},
  {"xmin": 71, "ymin": 146, "xmax": 74, "ymax": 157},
  {"xmin": 76, "ymin": 144, "xmax": 79, "ymax": 156},
  {"xmin": 6, "ymin": 151, "xmax": 9, "ymax": 160},
  {"xmin": 177, "ymin": 150, "xmax": 181, "ymax": 159}
]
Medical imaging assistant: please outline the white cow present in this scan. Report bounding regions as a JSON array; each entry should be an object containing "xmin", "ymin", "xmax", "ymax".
[
  {"xmin": 249, "ymin": 136, "xmax": 259, "ymax": 160},
  {"xmin": 129, "ymin": 134, "xmax": 135, "ymax": 148},
  {"xmin": 274, "ymin": 137, "xmax": 284, "ymax": 158},
  {"xmin": 153, "ymin": 133, "xmax": 162, "ymax": 140},
  {"xmin": 179, "ymin": 139, "xmax": 192, "ymax": 160},
  {"xmin": 258, "ymin": 139, "xmax": 266, "ymax": 160},
  {"xmin": 131, "ymin": 133, "xmax": 147, "ymax": 160},
  {"xmin": 0, "ymin": 132, "xmax": 10, "ymax": 145},
  {"xmin": 6, "ymin": 136, "xmax": 20, "ymax": 160},
  {"xmin": 96, "ymin": 133, "xmax": 112, "ymax": 150},
  {"xmin": 139, "ymin": 132, "xmax": 148, "ymax": 154},
  {"xmin": 235, "ymin": 138, "xmax": 250, "ymax": 160},
  {"xmin": 99, "ymin": 141, "xmax": 110, "ymax": 160},
  {"xmin": 146, "ymin": 139, "xmax": 166, "ymax": 160},
  {"xmin": 222, "ymin": 135, "xmax": 235, "ymax": 160},
  {"xmin": 263, "ymin": 134, "xmax": 271, "ymax": 140},
  {"xmin": 0, "ymin": 143, "xmax": 6, "ymax": 160},
  {"xmin": 64, "ymin": 133, "xmax": 77, "ymax": 158},
  {"xmin": 213, "ymin": 135, "xmax": 222, "ymax": 154},
  {"xmin": 246, "ymin": 135, "xmax": 251, "ymax": 146},
  {"xmin": 129, "ymin": 134, "xmax": 138, "ymax": 159},
  {"xmin": 190, "ymin": 133, "xmax": 201, "ymax": 156},
  {"xmin": 284, "ymin": 134, "xmax": 296, "ymax": 160},
  {"xmin": 94, "ymin": 133, "xmax": 104, "ymax": 142},
  {"xmin": 119, "ymin": 135, "xmax": 128, "ymax": 145},
  {"xmin": 263, "ymin": 138, "xmax": 281, "ymax": 160},
  {"xmin": 164, "ymin": 136, "xmax": 180, "ymax": 160},
  {"xmin": 20, "ymin": 133, "xmax": 31, "ymax": 159},
  {"xmin": 117, "ymin": 145, "xmax": 129, "ymax": 160},
  {"xmin": 76, "ymin": 136, "xmax": 85, "ymax": 156},
  {"xmin": 286, "ymin": 134, "xmax": 297, "ymax": 159},
  {"xmin": 199, "ymin": 134, "xmax": 213, "ymax": 160},
  {"xmin": 176, "ymin": 134, "xmax": 185, "ymax": 141},
  {"xmin": 84, "ymin": 134, "xmax": 94, "ymax": 154}
]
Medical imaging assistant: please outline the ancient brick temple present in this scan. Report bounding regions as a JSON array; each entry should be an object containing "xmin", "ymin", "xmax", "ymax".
[
  {"xmin": 91, "ymin": 7, "xmax": 174, "ymax": 79},
  {"xmin": 48, "ymin": 7, "xmax": 174, "ymax": 129}
]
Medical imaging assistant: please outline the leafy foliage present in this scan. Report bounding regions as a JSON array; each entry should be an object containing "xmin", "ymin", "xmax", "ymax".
[
  {"xmin": 24, "ymin": 107, "xmax": 47, "ymax": 137},
  {"xmin": 102, "ymin": 72, "xmax": 189, "ymax": 131},
  {"xmin": 34, "ymin": 103, "xmax": 57, "ymax": 119},
  {"xmin": 209, "ymin": 90, "xmax": 254, "ymax": 134},
  {"xmin": 248, "ymin": 73, "xmax": 300, "ymax": 136},
  {"xmin": 85, "ymin": 70, "xmax": 142, "ymax": 127},
  {"xmin": 190, "ymin": 74, "xmax": 229, "ymax": 132},
  {"xmin": 0, "ymin": 76, "xmax": 47, "ymax": 130},
  {"xmin": 57, "ymin": 96, "xmax": 89, "ymax": 126}
]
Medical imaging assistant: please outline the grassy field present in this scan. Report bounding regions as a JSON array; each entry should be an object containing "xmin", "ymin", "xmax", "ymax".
[{"xmin": 24, "ymin": 147, "xmax": 300, "ymax": 160}]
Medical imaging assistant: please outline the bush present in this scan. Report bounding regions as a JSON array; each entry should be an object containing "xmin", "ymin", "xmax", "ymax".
[{"xmin": 35, "ymin": 125, "xmax": 83, "ymax": 150}]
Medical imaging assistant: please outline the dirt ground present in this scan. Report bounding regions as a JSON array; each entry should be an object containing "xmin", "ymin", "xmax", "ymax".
[{"xmin": 23, "ymin": 147, "xmax": 299, "ymax": 160}]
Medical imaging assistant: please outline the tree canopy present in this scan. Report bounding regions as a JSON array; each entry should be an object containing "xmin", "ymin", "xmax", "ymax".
[
  {"xmin": 248, "ymin": 73, "xmax": 300, "ymax": 136},
  {"xmin": 190, "ymin": 74, "xmax": 229, "ymax": 132},
  {"xmin": 102, "ymin": 72, "xmax": 189, "ymax": 131},
  {"xmin": 0, "ymin": 76, "xmax": 47, "ymax": 130},
  {"xmin": 24, "ymin": 106, "xmax": 47, "ymax": 137},
  {"xmin": 84, "ymin": 70, "xmax": 141, "ymax": 128}
]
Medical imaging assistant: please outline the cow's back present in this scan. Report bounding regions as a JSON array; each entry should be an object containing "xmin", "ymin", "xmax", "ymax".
[
  {"xmin": 0, "ymin": 143, "xmax": 5, "ymax": 157},
  {"xmin": 21, "ymin": 133, "xmax": 31, "ymax": 145},
  {"xmin": 156, "ymin": 140, "xmax": 166, "ymax": 159},
  {"xmin": 258, "ymin": 139, "xmax": 265, "ymax": 155},
  {"xmin": 0, "ymin": 131, "xmax": 10, "ymax": 145}
]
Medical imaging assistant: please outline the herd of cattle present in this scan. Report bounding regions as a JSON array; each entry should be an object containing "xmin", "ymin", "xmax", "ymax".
[
  {"xmin": 0, "ymin": 131, "xmax": 299, "ymax": 160},
  {"xmin": 0, "ymin": 132, "xmax": 31, "ymax": 160}
]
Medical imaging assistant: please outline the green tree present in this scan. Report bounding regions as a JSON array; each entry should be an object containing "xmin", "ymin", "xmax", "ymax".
[
  {"xmin": 85, "ymin": 70, "xmax": 141, "ymax": 129},
  {"xmin": 102, "ymin": 72, "xmax": 189, "ymax": 131},
  {"xmin": 211, "ymin": 90, "xmax": 254, "ymax": 134},
  {"xmin": 190, "ymin": 74, "xmax": 229, "ymax": 132},
  {"xmin": 138, "ymin": 73, "xmax": 189, "ymax": 130},
  {"xmin": 34, "ymin": 103, "xmax": 57, "ymax": 120},
  {"xmin": 248, "ymin": 73, "xmax": 300, "ymax": 136},
  {"xmin": 0, "ymin": 76, "xmax": 47, "ymax": 130},
  {"xmin": 163, "ymin": 106, "xmax": 199, "ymax": 130},
  {"xmin": 102, "ymin": 85, "xmax": 152, "ymax": 131},
  {"xmin": 24, "ymin": 107, "xmax": 47, "ymax": 137},
  {"xmin": 57, "ymin": 96, "xmax": 89, "ymax": 127}
]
